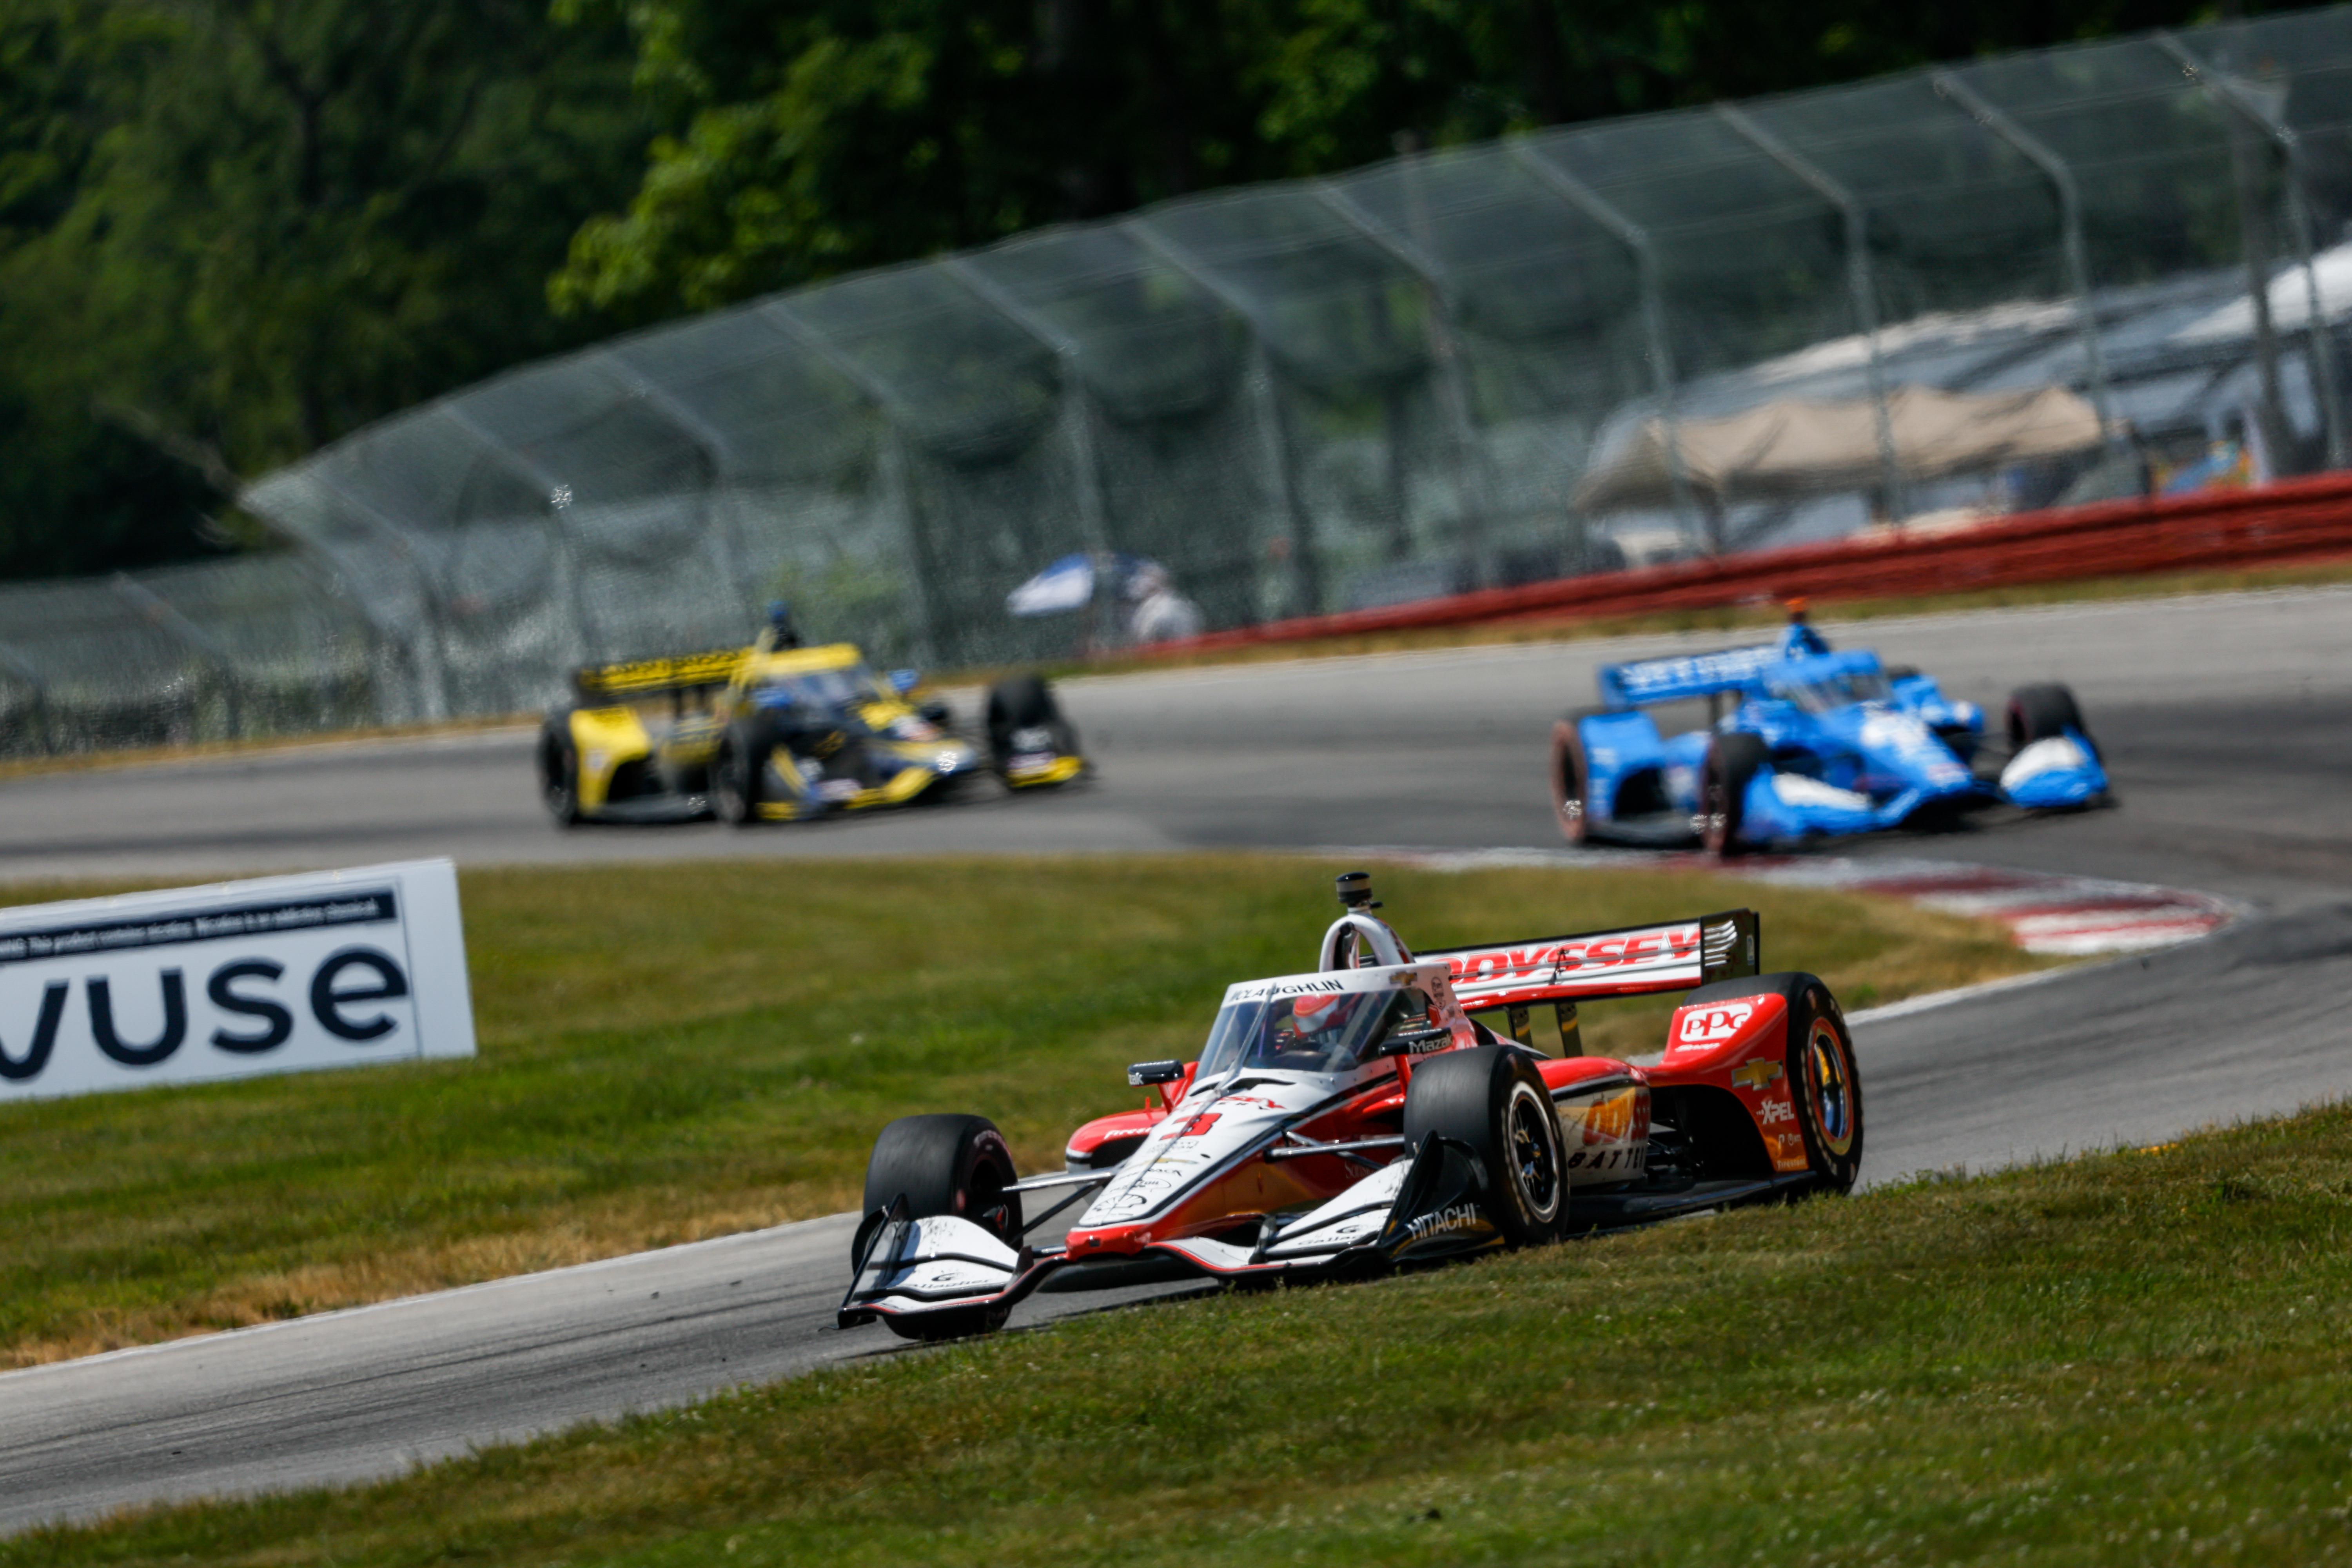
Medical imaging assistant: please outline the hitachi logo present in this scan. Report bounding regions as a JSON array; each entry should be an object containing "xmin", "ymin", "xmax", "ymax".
[{"xmin": 1405, "ymin": 1203, "xmax": 1482, "ymax": 1241}]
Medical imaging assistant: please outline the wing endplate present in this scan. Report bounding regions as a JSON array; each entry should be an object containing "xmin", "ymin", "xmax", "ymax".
[{"xmin": 1426, "ymin": 909, "xmax": 1759, "ymax": 1012}]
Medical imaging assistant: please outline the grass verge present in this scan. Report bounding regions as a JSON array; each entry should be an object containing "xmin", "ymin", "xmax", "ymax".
[
  {"xmin": 0, "ymin": 856, "xmax": 2049, "ymax": 1367},
  {"xmin": 17, "ymin": 1102, "xmax": 2352, "ymax": 1565}
]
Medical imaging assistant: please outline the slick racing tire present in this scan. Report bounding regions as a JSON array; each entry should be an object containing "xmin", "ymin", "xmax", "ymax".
[
  {"xmin": 857, "ymin": 1113, "xmax": 1025, "ymax": 1343},
  {"xmin": 1681, "ymin": 971, "xmax": 1863, "ymax": 1193},
  {"xmin": 1401, "ymin": 1047, "xmax": 1566, "ymax": 1247},
  {"xmin": 859, "ymin": 1113, "xmax": 1025, "ymax": 1251},
  {"xmin": 1786, "ymin": 979, "xmax": 1863, "ymax": 1193},
  {"xmin": 2006, "ymin": 682, "xmax": 2099, "ymax": 762},
  {"xmin": 1700, "ymin": 732, "xmax": 1770, "ymax": 858},
  {"xmin": 538, "ymin": 720, "xmax": 583, "ymax": 828},
  {"xmin": 985, "ymin": 673, "xmax": 1081, "ymax": 779},
  {"xmin": 1548, "ymin": 710, "xmax": 1603, "ymax": 845},
  {"xmin": 711, "ymin": 715, "xmax": 780, "ymax": 827}
]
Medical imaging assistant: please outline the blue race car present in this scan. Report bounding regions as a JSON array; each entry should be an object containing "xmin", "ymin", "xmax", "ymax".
[{"xmin": 1548, "ymin": 615, "xmax": 2108, "ymax": 854}]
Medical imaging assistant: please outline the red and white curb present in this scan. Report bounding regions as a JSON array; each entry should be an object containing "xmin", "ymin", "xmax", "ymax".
[
  {"xmin": 1721, "ymin": 855, "xmax": 2243, "ymax": 956},
  {"xmin": 1337, "ymin": 848, "xmax": 2243, "ymax": 957}
]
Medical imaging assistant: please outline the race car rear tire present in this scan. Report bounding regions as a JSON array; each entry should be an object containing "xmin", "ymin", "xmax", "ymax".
[
  {"xmin": 1401, "ymin": 1047, "xmax": 1566, "ymax": 1247},
  {"xmin": 711, "ymin": 715, "xmax": 779, "ymax": 827},
  {"xmin": 1679, "ymin": 971, "xmax": 1863, "ymax": 1193},
  {"xmin": 539, "ymin": 722, "xmax": 583, "ymax": 828},
  {"xmin": 1787, "ymin": 980, "xmax": 1864, "ymax": 1192},
  {"xmin": 1700, "ymin": 732, "xmax": 1770, "ymax": 857},
  {"xmin": 1548, "ymin": 711, "xmax": 1602, "ymax": 845},
  {"xmin": 2006, "ymin": 682, "xmax": 2098, "ymax": 761}
]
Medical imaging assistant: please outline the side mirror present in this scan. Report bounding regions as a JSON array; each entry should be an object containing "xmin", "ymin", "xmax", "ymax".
[
  {"xmin": 1127, "ymin": 1059, "xmax": 1185, "ymax": 1086},
  {"xmin": 887, "ymin": 668, "xmax": 921, "ymax": 695}
]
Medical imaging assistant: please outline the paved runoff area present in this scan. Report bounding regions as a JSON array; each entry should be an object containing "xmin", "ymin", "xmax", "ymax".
[{"xmin": 4, "ymin": 586, "xmax": 2352, "ymax": 1534}]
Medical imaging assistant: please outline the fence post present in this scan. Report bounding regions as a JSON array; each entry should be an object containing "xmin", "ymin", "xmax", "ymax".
[
  {"xmin": 1312, "ymin": 176, "xmax": 1501, "ymax": 584},
  {"xmin": 109, "ymin": 573, "xmax": 246, "ymax": 739},
  {"xmin": 1716, "ymin": 103, "xmax": 1907, "ymax": 523},
  {"xmin": 309, "ymin": 476, "xmax": 454, "ymax": 722},
  {"xmin": 1932, "ymin": 70, "xmax": 2127, "ymax": 455},
  {"xmin": 440, "ymin": 407, "xmax": 599, "ymax": 677},
  {"xmin": 2158, "ymin": 32, "xmax": 2350, "ymax": 471},
  {"xmin": 1122, "ymin": 217, "xmax": 1321, "ymax": 616},
  {"xmin": 1506, "ymin": 138, "xmax": 1704, "ymax": 550},
  {"xmin": 597, "ymin": 351, "xmax": 762, "ymax": 636},
  {"xmin": 762, "ymin": 301, "xmax": 940, "ymax": 666},
  {"xmin": 0, "ymin": 641, "xmax": 57, "ymax": 755}
]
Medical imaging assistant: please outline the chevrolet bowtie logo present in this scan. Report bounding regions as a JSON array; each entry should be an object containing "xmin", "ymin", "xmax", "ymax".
[{"xmin": 1731, "ymin": 1059, "xmax": 1784, "ymax": 1090}]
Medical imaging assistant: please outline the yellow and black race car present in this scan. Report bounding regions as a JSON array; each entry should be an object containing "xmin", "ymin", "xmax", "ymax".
[{"xmin": 537, "ymin": 615, "xmax": 1087, "ymax": 826}]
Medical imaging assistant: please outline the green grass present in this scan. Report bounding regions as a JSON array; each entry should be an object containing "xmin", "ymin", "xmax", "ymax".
[
  {"xmin": 0, "ymin": 856, "xmax": 2045, "ymax": 1367},
  {"xmin": 19, "ymin": 1103, "xmax": 2352, "ymax": 1565}
]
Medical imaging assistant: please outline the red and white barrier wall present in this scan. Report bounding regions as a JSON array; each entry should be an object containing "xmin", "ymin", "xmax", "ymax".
[{"xmin": 1152, "ymin": 474, "xmax": 2352, "ymax": 657}]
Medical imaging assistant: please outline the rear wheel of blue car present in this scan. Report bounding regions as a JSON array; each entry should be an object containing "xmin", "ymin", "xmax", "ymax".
[
  {"xmin": 1700, "ymin": 733, "xmax": 1769, "ymax": 857},
  {"xmin": 1549, "ymin": 712, "xmax": 1599, "ymax": 844},
  {"xmin": 1402, "ymin": 1048, "xmax": 1565, "ymax": 1246}
]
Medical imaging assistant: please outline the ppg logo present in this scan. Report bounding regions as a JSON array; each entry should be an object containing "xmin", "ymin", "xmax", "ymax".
[{"xmin": 1676, "ymin": 1000, "xmax": 1756, "ymax": 1045}]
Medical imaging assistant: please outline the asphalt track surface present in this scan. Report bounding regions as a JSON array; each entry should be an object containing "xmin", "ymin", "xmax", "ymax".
[{"xmin": 3, "ymin": 588, "xmax": 2349, "ymax": 1534}]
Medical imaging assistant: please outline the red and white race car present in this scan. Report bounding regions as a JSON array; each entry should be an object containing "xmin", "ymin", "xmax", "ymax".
[{"xmin": 840, "ymin": 872, "xmax": 1864, "ymax": 1340}]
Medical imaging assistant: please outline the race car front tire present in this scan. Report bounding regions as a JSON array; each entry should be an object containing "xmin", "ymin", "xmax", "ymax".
[
  {"xmin": 1401, "ymin": 1047, "xmax": 1566, "ymax": 1247},
  {"xmin": 539, "ymin": 722, "xmax": 583, "ymax": 828},
  {"xmin": 1700, "ymin": 732, "xmax": 1770, "ymax": 857},
  {"xmin": 986, "ymin": 673, "xmax": 1082, "ymax": 780},
  {"xmin": 859, "ymin": 1112, "xmax": 1025, "ymax": 1253},
  {"xmin": 2006, "ymin": 682, "xmax": 2098, "ymax": 761},
  {"xmin": 857, "ymin": 1112, "xmax": 1025, "ymax": 1341},
  {"xmin": 1548, "ymin": 710, "xmax": 1602, "ymax": 845}
]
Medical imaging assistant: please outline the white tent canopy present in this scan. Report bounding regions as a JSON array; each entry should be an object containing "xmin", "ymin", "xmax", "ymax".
[{"xmin": 1575, "ymin": 384, "xmax": 2107, "ymax": 514}]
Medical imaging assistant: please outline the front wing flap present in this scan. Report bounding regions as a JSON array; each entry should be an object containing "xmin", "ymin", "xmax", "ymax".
[{"xmin": 836, "ymin": 1203, "xmax": 1061, "ymax": 1329}]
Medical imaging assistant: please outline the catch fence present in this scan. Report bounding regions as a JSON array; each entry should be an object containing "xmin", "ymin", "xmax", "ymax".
[{"xmin": 10, "ymin": 9, "xmax": 2352, "ymax": 753}]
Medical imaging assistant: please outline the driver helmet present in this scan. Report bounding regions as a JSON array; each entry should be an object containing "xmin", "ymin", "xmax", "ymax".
[{"xmin": 1286, "ymin": 991, "xmax": 1347, "ymax": 1042}]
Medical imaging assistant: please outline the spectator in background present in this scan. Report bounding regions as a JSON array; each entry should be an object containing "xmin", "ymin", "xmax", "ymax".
[{"xmin": 1125, "ymin": 560, "xmax": 1203, "ymax": 644}]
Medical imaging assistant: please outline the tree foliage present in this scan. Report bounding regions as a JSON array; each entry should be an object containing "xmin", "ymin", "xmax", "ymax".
[
  {"xmin": 0, "ymin": 0, "xmax": 651, "ymax": 577},
  {"xmin": 0, "ymin": 0, "xmax": 2259, "ymax": 578},
  {"xmin": 550, "ymin": 0, "xmax": 2249, "ymax": 320}
]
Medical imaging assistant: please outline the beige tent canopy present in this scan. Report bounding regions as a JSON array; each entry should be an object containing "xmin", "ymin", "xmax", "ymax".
[{"xmin": 1574, "ymin": 384, "xmax": 2106, "ymax": 514}]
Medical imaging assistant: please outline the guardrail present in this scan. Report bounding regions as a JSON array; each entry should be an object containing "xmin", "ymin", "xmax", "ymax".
[{"xmin": 1143, "ymin": 473, "xmax": 2352, "ymax": 657}]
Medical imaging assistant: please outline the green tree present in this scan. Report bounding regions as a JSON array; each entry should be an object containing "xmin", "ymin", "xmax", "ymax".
[
  {"xmin": 0, "ymin": 0, "xmax": 653, "ymax": 577},
  {"xmin": 554, "ymin": 0, "xmax": 2264, "ymax": 323}
]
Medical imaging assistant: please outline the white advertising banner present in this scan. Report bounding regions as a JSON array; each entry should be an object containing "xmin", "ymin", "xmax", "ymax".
[{"xmin": 0, "ymin": 859, "xmax": 475, "ymax": 1102}]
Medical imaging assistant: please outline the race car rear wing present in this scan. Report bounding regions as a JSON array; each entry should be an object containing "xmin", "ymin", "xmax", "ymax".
[
  {"xmin": 1597, "ymin": 645, "xmax": 1784, "ymax": 710},
  {"xmin": 572, "ymin": 648, "xmax": 747, "ymax": 701},
  {"xmin": 1424, "ymin": 908, "xmax": 1760, "ymax": 1013}
]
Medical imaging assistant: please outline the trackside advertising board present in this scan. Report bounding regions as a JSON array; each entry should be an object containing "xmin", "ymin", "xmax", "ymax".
[{"xmin": 0, "ymin": 859, "xmax": 474, "ymax": 1102}]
